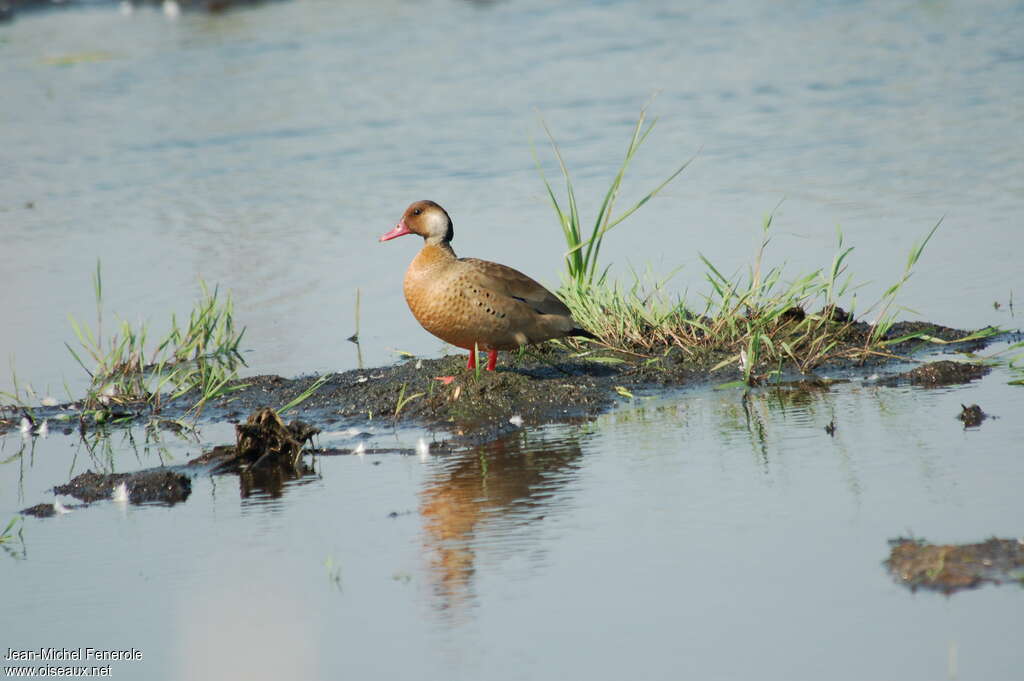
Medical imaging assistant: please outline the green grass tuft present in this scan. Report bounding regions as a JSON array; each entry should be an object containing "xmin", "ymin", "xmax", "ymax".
[
  {"xmin": 539, "ymin": 112, "xmax": 994, "ymax": 381},
  {"xmin": 535, "ymin": 105, "xmax": 692, "ymax": 288},
  {"xmin": 66, "ymin": 261, "xmax": 248, "ymax": 418}
]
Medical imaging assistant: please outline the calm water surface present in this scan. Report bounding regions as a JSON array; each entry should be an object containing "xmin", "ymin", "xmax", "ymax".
[{"xmin": 2, "ymin": 1, "xmax": 1023, "ymax": 679}]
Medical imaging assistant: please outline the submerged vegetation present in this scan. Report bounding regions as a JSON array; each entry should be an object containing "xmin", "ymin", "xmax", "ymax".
[{"xmin": 538, "ymin": 109, "xmax": 1000, "ymax": 383}]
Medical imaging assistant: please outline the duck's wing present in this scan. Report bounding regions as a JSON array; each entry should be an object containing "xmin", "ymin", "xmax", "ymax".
[{"xmin": 457, "ymin": 257, "xmax": 571, "ymax": 317}]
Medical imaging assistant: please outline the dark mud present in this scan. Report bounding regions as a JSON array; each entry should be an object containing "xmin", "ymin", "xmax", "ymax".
[
  {"xmin": 20, "ymin": 502, "xmax": 88, "ymax": 518},
  {"xmin": 1, "ymin": 324, "xmax": 1003, "ymax": 450},
  {"xmin": 188, "ymin": 407, "xmax": 318, "ymax": 473},
  {"xmin": 21, "ymin": 469, "xmax": 193, "ymax": 516},
  {"xmin": 886, "ymin": 537, "xmax": 1024, "ymax": 593},
  {"xmin": 177, "ymin": 331, "xmax": 994, "ymax": 448},
  {"xmin": 883, "ymin": 360, "xmax": 991, "ymax": 387},
  {"xmin": 186, "ymin": 349, "xmax": 623, "ymax": 448},
  {"xmin": 20, "ymin": 406, "xmax": 319, "ymax": 516},
  {"xmin": 54, "ymin": 469, "xmax": 192, "ymax": 504}
]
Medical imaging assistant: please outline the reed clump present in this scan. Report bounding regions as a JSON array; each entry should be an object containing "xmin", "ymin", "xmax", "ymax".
[
  {"xmin": 65, "ymin": 261, "xmax": 247, "ymax": 418},
  {"xmin": 539, "ymin": 110, "xmax": 995, "ymax": 383}
]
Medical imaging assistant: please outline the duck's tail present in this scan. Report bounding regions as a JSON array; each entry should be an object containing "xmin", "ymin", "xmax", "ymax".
[{"xmin": 569, "ymin": 327, "xmax": 599, "ymax": 341}]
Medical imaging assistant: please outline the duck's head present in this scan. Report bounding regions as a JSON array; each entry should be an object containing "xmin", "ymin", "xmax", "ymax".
[{"xmin": 380, "ymin": 200, "xmax": 453, "ymax": 245}]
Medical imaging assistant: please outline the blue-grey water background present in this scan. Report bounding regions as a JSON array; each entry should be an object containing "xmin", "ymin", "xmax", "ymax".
[{"xmin": 2, "ymin": 1, "xmax": 1023, "ymax": 679}]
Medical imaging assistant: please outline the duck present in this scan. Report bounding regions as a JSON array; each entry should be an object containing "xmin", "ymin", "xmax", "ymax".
[{"xmin": 380, "ymin": 200, "xmax": 596, "ymax": 371}]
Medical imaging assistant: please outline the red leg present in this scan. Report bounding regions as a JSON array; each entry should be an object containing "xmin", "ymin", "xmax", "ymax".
[
  {"xmin": 466, "ymin": 351, "xmax": 477, "ymax": 370},
  {"xmin": 485, "ymin": 349, "xmax": 498, "ymax": 371}
]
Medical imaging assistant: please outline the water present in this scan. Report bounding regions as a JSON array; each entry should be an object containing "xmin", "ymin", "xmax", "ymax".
[{"xmin": 2, "ymin": 1, "xmax": 1023, "ymax": 679}]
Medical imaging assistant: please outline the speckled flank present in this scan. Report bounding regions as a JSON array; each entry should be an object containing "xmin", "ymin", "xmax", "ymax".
[{"xmin": 403, "ymin": 245, "xmax": 578, "ymax": 351}]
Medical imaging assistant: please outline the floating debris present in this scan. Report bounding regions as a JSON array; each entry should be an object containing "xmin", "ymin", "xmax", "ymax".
[
  {"xmin": 509, "ymin": 415, "xmax": 524, "ymax": 427},
  {"xmin": 886, "ymin": 537, "xmax": 1024, "ymax": 593},
  {"xmin": 187, "ymin": 408, "xmax": 319, "ymax": 474},
  {"xmin": 416, "ymin": 438, "xmax": 430, "ymax": 461},
  {"xmin": 958, "ymin": 404, "xmax": 988, "ymax": 428}
]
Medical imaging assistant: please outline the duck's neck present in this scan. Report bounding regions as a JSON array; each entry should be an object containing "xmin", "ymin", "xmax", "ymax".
[
  {"xmin": 416, "ymin": 240, "xmax": 457, "ymax": 265},
  {"xmin": 405, "ymin": 241, "xmax": 456, "ymax": 305}
]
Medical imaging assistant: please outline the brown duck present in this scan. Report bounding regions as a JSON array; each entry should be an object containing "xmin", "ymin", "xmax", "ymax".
[{"xmin": 380, "ymin": 200, "xmax": 595, "ymax": 371}]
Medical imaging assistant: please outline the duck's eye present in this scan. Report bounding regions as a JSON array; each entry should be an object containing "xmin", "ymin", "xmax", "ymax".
[{"xmin": 413, "ymin": 208, "xmax": 422, "ymax": 216}]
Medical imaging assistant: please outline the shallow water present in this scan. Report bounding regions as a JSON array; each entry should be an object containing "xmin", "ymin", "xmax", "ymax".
[
  {"xmin": 2, "ymin": 1, "xmax": 1023, "ymax": 679},
  {"xmin": 3, "ymin": 364, "xmax": 1023, "ymax": 679}
]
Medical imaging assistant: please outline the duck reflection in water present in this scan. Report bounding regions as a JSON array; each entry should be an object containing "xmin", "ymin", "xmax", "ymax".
[{"xmin": 419, "ymin": 429, "xmax": 585, "ymax": 615}]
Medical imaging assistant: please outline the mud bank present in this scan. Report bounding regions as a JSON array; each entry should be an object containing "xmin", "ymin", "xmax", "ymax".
[
  {"xmin": 9, "ymin": 324, "xmax": 1001, "ymax": 518},
  {"xmin": 21, "ymin": 469, "xmax": 192, "ymax": 517},
  {"xmin": 0, "ymin": 322, "xmax": 1003, "ymax": 449}
]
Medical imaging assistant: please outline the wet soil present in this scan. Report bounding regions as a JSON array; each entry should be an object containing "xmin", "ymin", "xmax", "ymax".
[
  {"xmin": 8, "ymin": 323, "xmax": 1007, "ymax": 517},
  {"xmin": 187, "ymin": 349, "xmax": 624, "ymax": 448},
  {"xmin": 54, "ymin": 469, "xmax": 192, "ymax": 504},
  {"xmin": 174, "ymin": 327, "xmax": 995, "ymax": 447},
  {"xmin": 21, "ymin": 469, "xmax": 193, "ymax": 516},
  {"xmin": 1, "ymin": 324, "xmax": 1003, "ymax": 449},
  {"xmin": 882, "ymin": 360, "xmax": 991, "ymax": 387},
  {"xmin": 886, "ymin": 537, "xmax": 1024, "ymax": 593},
  {"xmin": 20, "ymin": 502, "xmax": 88, "ymax": 518}
]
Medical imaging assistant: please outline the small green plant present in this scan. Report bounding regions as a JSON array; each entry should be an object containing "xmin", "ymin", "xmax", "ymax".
[
  {"xmin": 866, "ymin": 220, "xmax": 941, "ymax": 345},
  {"xmin": 277, "ymin": 374, "xmax": 331, "ymax": 416},
  {"xmin": 0, "ymin": 517, "xmax": 26, "ymax": 560},
  {"xmin": 393, "ymin": 382, "xmax": 425, "ymax": 421},
  {"xmin": 65, "ymin": 261, "xmax": 247, "ymax": 418},
  {"xmin": 614, "ymin": 385, "xmax": 635, "ymax": 399},
  {"xmin": 347, "ymin": 288, "xmax": 361, "ymax": 343},
  {"xmin": 536, "ymin": 105, "xmax": 692, "ymax": 288},
  {"xmin": 981, "ymin": 340, "xmax": 1024, "ymax": 386},
  {"xmin": 325, "ymin": 555, "xmax": 343, "ymax": 591},
  {"xmin": 0, "ymin": 517, "xmax": 20, "ymax": 543},
  {"xmin": 1010, "ymin": 343, "xmax": 1024, "ymax": 385},
  {"xmin": 1, "ymin": 358, "xmax": 21, "ymax": 406}
]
